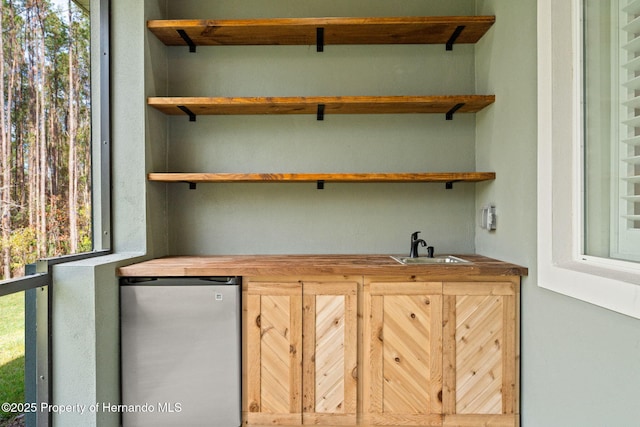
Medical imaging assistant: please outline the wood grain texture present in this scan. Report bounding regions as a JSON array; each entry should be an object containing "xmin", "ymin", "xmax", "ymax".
[
  {"xmin": 245, "ymin": 294, "xmax": 262, "ymax": 417},
  {"xmin": 244, "ymin": 281, "xmax": 303, "ymax": 425},
  {"xmin": 443, "ymin": 414, "xmax": 517, "ymax": 427},
  {"xmin": 117, "ymin": 255, "xmax": 529, "ymax": 278},
  {"xmin": 245, "ymin": 279, "xmax": 359, "ymax": 426},
  {"xmin": 147, "ymin": 95, "xmax": 495, "ymax": 116},
  {"xmin": 364, "ymin": 280, "xmax": 443, "ymax": 425},
  {"xmin": 302, "ymin": 281, "xmax": 358, "ymax": 425},
  {"xmin": 315, "ymin": 297, "xmax": 346, "ymax": 412},
  {"xmin": 442, "ymin": 281, "xmax": 519, "ymax": 427},
  {"xmin": 455, "ymin": 295, "xmax": 503, "ymax": 415},
  {"xmin": 241, "ymin": 276, "xmax": 520, "ymax": 426},
  {"xmin": 442, "ymin": 294, "xmax": 457, "ymax": 416},
  {"xmin": 147, "ymin": 16, "xmax": 495, "ymax": 47},
  {"xmin": 147, "ymin": 172, "xmax": 496, "ymax": 185},
  {"xmin": 248, "ymin": 424, "xmax": 514, "ymax": 427}
]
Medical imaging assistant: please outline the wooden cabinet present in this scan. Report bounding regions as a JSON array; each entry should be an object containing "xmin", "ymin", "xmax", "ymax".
[
  {"xmin": 243, "ymin": 275, "xmax": 520, "ymax": 427},
  {"xmin": 442, "ymin": 280, "xmax": 519, "ymax": 427},
  {"xmin": 362, "ymin": 278, "xmax": 443, "ymax": 426},
  {"xmin": 362, "ymin": 277, "xmax": 519, "ymax": 427},
  {"xmin": 118, "ymin": 257, "xmax": 525, "ymax": 427},
  {"xmin": 243, "ymin": 277, "xmax": 359, "ymax": 425}
]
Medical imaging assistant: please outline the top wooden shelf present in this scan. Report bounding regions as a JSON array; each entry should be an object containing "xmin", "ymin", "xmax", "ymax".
[{"xmin": 147, "ymin": 16, "xmax": 495, "ymax": 51}]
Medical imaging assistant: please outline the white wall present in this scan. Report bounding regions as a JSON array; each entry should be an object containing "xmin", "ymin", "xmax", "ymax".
[{"xmin": 475, "ymin": 1, "xmax": 640, "ymax": 425}]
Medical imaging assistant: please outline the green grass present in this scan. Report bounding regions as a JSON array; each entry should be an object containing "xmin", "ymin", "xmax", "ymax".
[{"xmin": 0, "ymin": 292, "xmax": 25, "ymax": 421}]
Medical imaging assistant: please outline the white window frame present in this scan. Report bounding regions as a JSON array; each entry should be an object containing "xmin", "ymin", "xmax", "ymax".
[
  {"xmin": 538, "ymin": 0, "xmax": 640, "ymax": 319},
  {"xmin": 615, "ymin": 0, "xmax": 640, "ymax": 260}
]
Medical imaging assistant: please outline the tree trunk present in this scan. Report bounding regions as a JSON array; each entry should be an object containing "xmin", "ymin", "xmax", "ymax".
[
  {"xmin": 37, "ymin": 1, "xmax": 47, "ymax": 257},
  {"xmin": 68, "ymin": 0, "xmax": 78, "ymax": 253},
  {"xmin": 0, "ymin": 0, "xmax": 12, "ymax": 279}
]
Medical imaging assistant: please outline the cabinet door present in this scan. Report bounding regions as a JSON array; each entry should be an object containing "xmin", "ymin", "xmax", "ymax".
[
  {"xmin": 244, "ymin": 281, "xmax": 303, "ymax": 425},
  {"xmin": 302, "ymin": 281, "xmax": 358, "ymax": 425},
  {"xmin": 442, "ymin": 280, "xmax": 519, "ymax": 427},
  {"xmin": 363, "ymin": 280, "xmax": 443, "ymax": 426}
]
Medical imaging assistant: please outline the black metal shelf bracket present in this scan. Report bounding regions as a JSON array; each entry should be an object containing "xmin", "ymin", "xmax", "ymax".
[
  {"xmin": 186, "ymin": 182, "xmax": 197, "ymax": 190},
  {"xmin": 317, "ymin": 180, "xmax": 325, "ymax": 190},
  {"xmin": 445, "ymin": 181, "xmax": 459, "ymax": 190},
  {"xmin": 446, "ymin": 25, "xmax": 466, "ymax": 51},
  {"xmin": 316, "ymin": 27, "xmax": 325, "ymax": 52},
  {"xmin": 446, "ymin": 103, "xmax": 465, "ymax": 120},
  {"xmin": 317, "ymin": 104, "xmax": 325, "ymax": 121},
  {"xmin": 178, "ymin": 105, "xmax": 197, "ymax": 122},
  {"xmin": 177, "ymin": 29, "xmax": 197, "ymax": 53}
]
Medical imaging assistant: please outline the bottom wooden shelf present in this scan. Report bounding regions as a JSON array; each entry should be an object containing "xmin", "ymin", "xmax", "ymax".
[{"xmin": 147, "ymin": 172, "xmax": 496, "ymax": 187}]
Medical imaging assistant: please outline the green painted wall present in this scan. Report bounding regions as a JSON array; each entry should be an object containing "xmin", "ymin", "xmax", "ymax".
[
  {"xmin": 51, "ymin": 1, "xmax": 640, "ymax": 426},
  {"xmin": 161, "ymin": 0, "xmax": 479, "ymax": 256},
  {"xmin": 475, "ymin": 1, "xmax": 640, "ymax": 426}
]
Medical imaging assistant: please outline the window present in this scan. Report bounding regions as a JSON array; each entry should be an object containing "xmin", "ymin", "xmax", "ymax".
[
  {"xmin": 538, "ymin": 0, "xmax": 640, "ymax": 319},
  {"xmin": 584, "ymin": 0, "xmax": 640, "ymax": 262},
  {"xmin": 0, "ymin": 1, "xmax": 110, "ymax": 425},
  {"xmin": 0, "ymin": 0, "xmax": 110, "ymax": 282}
]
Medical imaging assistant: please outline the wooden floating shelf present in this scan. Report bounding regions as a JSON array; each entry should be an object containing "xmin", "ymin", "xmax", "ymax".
[
  {"xmin": 147, "ymin": 95, "xmax": 495, "ymax": 120},
  {"xmin": 147, "ymin": 16, "xmax": 495, "ymax": 50},
  {"xmin": 148, "ymin": 172, "xmax": 496, "ymax": 187}
]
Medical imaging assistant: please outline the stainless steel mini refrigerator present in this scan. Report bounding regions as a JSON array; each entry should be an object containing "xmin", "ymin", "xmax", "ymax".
[{"xmin": 120, "ymin": 277, "xmax": 241, "ymax": 427}]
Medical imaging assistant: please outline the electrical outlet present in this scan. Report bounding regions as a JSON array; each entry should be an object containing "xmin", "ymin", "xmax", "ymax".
[{"xmin": 480, "ymin": 205, "xmax": 497, "ymax": 231}]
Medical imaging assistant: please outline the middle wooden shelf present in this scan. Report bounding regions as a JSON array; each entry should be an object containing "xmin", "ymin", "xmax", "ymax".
[
  {"xmin": 147, "ymin": 172, "xmax": 496, "ymax": 189},
  {"xmin": 147, "ymin": 95, "xmax": 495, "ymax": 121}
]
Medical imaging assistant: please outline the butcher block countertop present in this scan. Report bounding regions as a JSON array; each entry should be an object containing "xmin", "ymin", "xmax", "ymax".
[{"xmin": 116, "ymin": 254, "xmax": 527, "ymax": 277}]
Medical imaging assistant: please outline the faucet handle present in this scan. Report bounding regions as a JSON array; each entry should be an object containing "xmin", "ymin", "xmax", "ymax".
[{"xmin": 411, "ymin": 231, "xmax": 421, "ymax": 241}]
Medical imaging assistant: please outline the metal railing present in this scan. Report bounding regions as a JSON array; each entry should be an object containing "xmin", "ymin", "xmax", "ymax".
[{"xmin": 0, "ymin": 250, "xmax": 110, "ymax": 427}]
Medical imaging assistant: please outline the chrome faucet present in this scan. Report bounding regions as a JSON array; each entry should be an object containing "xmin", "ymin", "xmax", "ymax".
[{"xmin": 409, "ymin": 231, "xmax": 427, "ymax": 258}]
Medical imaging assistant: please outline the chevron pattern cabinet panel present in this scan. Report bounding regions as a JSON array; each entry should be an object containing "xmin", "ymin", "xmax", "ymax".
[
  {"xmin": 243, "ymin": 277, "xmax": 360, "ymax": 426},
  {"xmin": 442, "ymin": 280, "xmax": 519, "ymax": 427},
  {"xmin": 302, "ymin": 281, "xmax": 358, "ymax": 425},
  {"xmin": 243, "ymin": 276, "xmax": 520, "ymax": 427},
  {"xmin": 363, "ymin": 279, "xmax": 443, "ymax": 426},
  {"xmin": 244, "ymin": 281, "xmax": 303, "ymax": 425}
]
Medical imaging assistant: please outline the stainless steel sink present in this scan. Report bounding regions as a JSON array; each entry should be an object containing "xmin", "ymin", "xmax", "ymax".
[{"xmin": 391, "ymin": 255, "xmax": 471, "ymax": 265}]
